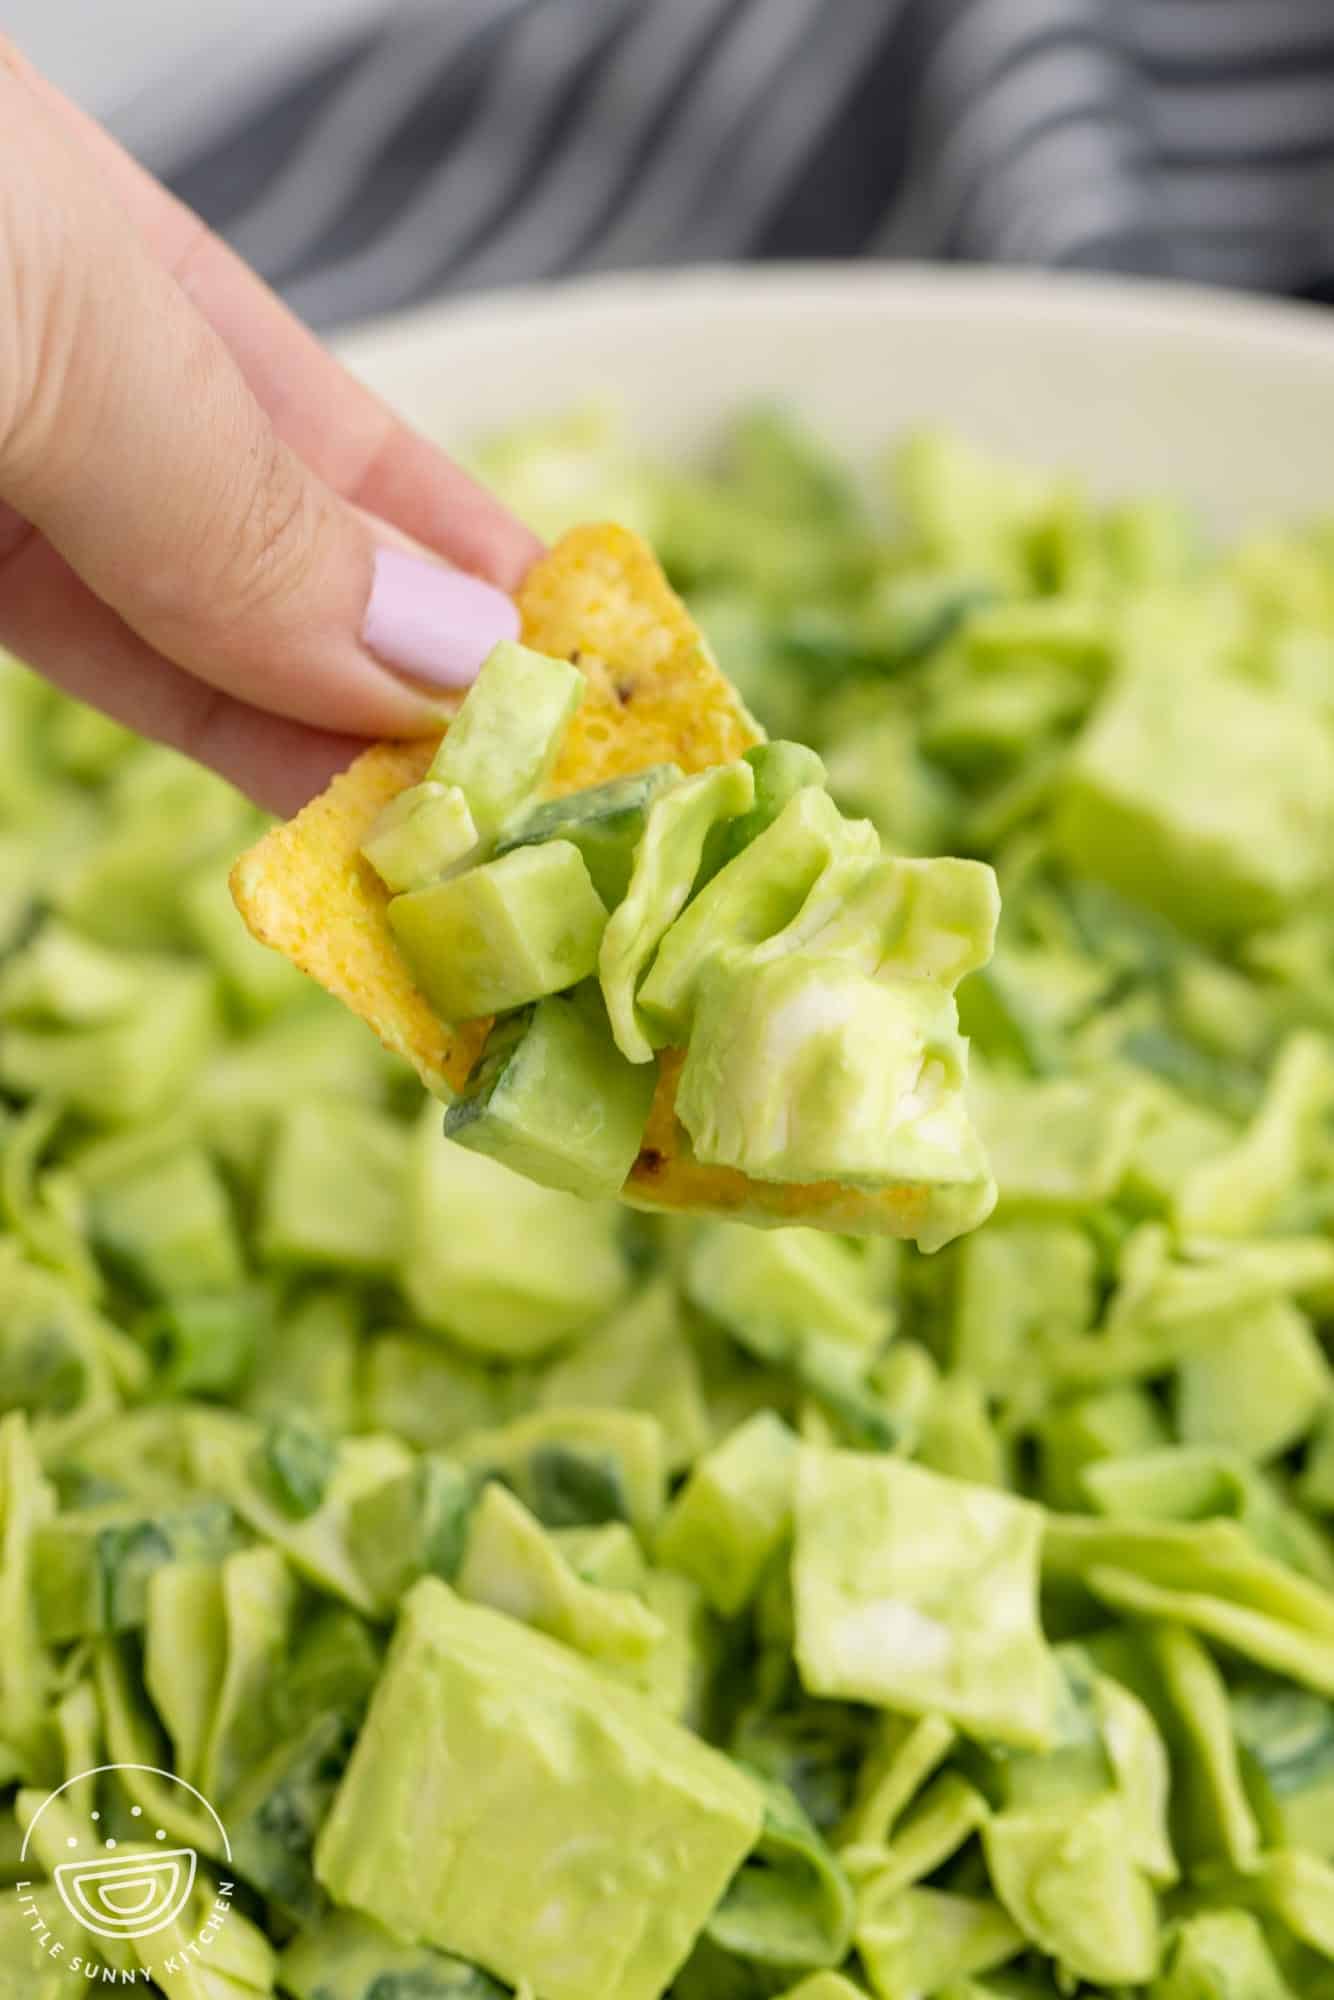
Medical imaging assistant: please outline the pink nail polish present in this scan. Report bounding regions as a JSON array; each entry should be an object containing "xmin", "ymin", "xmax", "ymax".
[{"xmin": 363, "ymin": 549, "xmax": 520, "ymax": 687}]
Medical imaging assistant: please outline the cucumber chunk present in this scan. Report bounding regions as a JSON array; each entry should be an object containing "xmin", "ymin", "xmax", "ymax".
[
  {"xmin": 445, "ymin": 990, "xmax": 657, "ymax": 1198},
  {"xmin": 361, "ymin": 781, "xmax": 479, "ymax": 893},
  {"xmin": 496, "ymin": 764, "xmax": 682, "ymax": 909},
  {"xmin": 428, "ymin": 641, "xmax": 584, "ymax": 839},
  {"xmin": 389, "ymin": 842, "xmax": 608, "ymax": 1022}
]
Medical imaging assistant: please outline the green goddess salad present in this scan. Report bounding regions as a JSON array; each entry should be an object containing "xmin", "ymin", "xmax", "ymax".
[{"xmin": 1, "ymin": 409, "xmax": 1333, "ymax": 1999}]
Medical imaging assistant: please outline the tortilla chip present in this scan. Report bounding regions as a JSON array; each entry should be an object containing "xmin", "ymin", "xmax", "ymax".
[{"xmin": 231, "ymin": 523, "xmax": 927, "ymax": 1236}]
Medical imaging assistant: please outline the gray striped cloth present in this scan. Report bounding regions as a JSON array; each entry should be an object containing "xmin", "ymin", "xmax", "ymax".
[{"xmin": 162, "ymin": 0, "xmax": 1334, "ymax": 330}]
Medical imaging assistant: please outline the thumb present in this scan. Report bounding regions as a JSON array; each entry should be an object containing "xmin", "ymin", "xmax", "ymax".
[{"xmin": 0, "ymin": 70, "xmax": 519, "ymax": 740}]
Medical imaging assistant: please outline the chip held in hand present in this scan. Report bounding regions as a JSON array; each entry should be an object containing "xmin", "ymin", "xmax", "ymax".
[{"xmin": 231, "ymin": 524, "xmax": 998, "ymax": 1248}]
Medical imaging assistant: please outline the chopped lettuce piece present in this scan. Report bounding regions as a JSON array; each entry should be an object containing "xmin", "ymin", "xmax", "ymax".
[
  {"xmin": 143, "ymin": 1558, "xmax": 226, "ymax": 1788},
  {"xmin": 683, "ymin": 1221, "xmax": 890, "ymax": 1371},
  {"xmin": 638, "ymin": 785, "xmax": 875, "ymax": 1042},
  {"xmin": 456, "ymin": 1480, "xmax": 664, "ymax": 1666},
  {"xmin": 852, "ymin": 1771, "xmax": 990, "ymax": 1900},
  {"xmin": 836, "ymin": 1713, "xmax": 956, "ymax": 1852},
  {"xmin": 793, "ymin": 1449, "xmax": 1058, "ymax": 1748},
  {"xmin": 856, "ymin": 1885, "xmax": 1023, "ymax": 2000},
  {"xmin": 226, "ymin": 1702, "xmax": 361, "ymax": 1924},
  {"xmin": 950, "ymin": 1219, "xmax": 1096, "ymax": 1396},
  {"xmin": 982, "ymin": 1794, "xmax": 1160, "ymax": 1986},
  {"xmin": 1045, "ymin": 1513, "xmax": 1334, "ymax": 1696},
  {"xmin": 677, "ymin": 956, "xmax": 994, "ymax": 1245},
  {"xmin": 280, "ymin": 1909, "xmax": 509, "ymax": 2000},
  {"xmin": 33, "ymin": 1494, "xmax": 236, "ymax": 1642},
  {"xmin": 187, "ymin": 1410, "xmax": 410, "ymax": 1614},
  {"xmin": 244, "ymin": 1284, "xmax": 360, "ymax": 1434},
  {"xmin": 0, "ymin": 1415, "xmax": 57, "ymax": 1782},
  {"xmin": 0, "ymin": 1249, "xmax": 123, "ymax": 1450},
  {"xmin": 0, "ymin": 918, "xmax": 145, "ymax": 1026},
  {"xmin": 1153, "ymin": 1908, "xmax": 1295, "ymax": 2000},
  {"xmin": 179, "ymin": 854, "xmax": 312, "ymax": 1019},
  {"xmin": 657, "ymin": 1412, "xmax": 798, "ymax": 1615},
  {"xmin": 346, "ymin": 1451, "xmax": 473, "ymax": 1610},
  {"xmin": 1149, "ymin": 1623, "xmax": 1264, "ymax": 1872},
  {"xmin": 454, "ymin": 1407, "xmax": 666, "ymax": 1540},
  {"xmin": 600, "ymin": 762, "xmax": 755, "ymax": 1063},
  {"xmin": 196, "ymin": 1543, "xmax": 299, "ymax": 1804},
  {"xmin": 0, "ymin": 961, "xmax": 218, "ymax": 1125},
  {"xmin": 706, "ymin": 1770, "xmax": 854, "ymax": 1970},
  {"xmin": 1176, "ymin": 1030, "xmax": 1334, "ymax": 1236},
  {"xmin": 1038, "ymin": 1387, "xmax": 1169, "ymax": 1512},
  {"xmin": 1175, "ymin": 1298, "xmax": 1331, "ymax": 1461},
  {"xmin": 361, "ymin": 1331, "xmax": 510, "ymax": 1450},
  {"xmin": 536, "ymin": 1276, "xmax": 710, "ymax": 1473},
  {"xmin": 971, "ymin": 1069, "xmax": 1149, "ymax": 1212},
  {"xmin": 1230, "ymin": 1678, "xmax": 1334, "ymax": 1860}
]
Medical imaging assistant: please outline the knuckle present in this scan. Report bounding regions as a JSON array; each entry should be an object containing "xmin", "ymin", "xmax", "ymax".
[
  {"xmin": 0, "ymin": 89, "xmax": 88, "ymax": 476},
  {"xmin": 214, "ymin": 435, "xmax": 323, "ymax": 619}
]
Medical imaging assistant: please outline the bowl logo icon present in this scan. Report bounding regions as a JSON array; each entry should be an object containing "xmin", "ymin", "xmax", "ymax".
[
  {"xmin": 19, "ymin": 1764, "xmax": 232, "ymax": 1947},
  {"xmin": 54, "ymin": 1844, "xmax": 198, "ymax": 1941}
]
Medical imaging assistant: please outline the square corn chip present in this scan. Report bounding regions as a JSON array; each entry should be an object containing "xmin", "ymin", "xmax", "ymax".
[{"xmin": 231, "ymin": 523, "xmax": 928, "ymax": 1238}]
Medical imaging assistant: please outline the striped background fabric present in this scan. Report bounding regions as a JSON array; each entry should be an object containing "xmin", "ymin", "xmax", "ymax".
[{"xmin": 145, "ymin": 0, "xmax": 1334, "ymax": 328}]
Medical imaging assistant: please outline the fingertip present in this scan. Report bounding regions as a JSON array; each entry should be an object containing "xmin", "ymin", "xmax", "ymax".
[{"xmin": 362, "ymin": 548, "xmax": 520, "ymax": 689}]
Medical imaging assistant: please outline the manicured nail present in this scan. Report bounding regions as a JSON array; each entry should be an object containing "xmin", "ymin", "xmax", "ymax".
[{"xmin": 363, "ymin": 548, "xmax": 519, "ymax": 687}]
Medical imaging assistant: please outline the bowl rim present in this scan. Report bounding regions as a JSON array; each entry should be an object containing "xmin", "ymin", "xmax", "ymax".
[{"xmin": 333, "ymin": 258, "xmax": 1334, "ymax": 371}]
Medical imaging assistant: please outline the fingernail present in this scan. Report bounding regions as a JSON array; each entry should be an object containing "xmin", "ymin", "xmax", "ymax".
[{"xmin": 363, "ymin": 548, "xmax": 520, "ymax": 687}]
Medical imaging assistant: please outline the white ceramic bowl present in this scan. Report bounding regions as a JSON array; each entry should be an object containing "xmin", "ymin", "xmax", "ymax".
[{"xmin": 336, "ymin": 263, "xmax": 1334, "ymax": 534}]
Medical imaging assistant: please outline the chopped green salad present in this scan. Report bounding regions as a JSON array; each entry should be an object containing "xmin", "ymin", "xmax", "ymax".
[{"xmin": 2, "ymin": 408, "xmax": 1334, "ymax": 2000}]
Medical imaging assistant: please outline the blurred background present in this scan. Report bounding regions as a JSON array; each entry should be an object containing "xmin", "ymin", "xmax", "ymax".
[{"xmin": 14, "ymin": 0, "xmax": 1334, "ymax": 329}]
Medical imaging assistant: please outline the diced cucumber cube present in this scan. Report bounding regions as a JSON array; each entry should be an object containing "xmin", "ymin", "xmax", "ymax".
[
  {"xmin": 401, "ymin": 1108, "xmax": 629, "ymax": 1359},
  {"xmin": 496, "ymin": 764, "xmax": 681, "ymax": 909},
  {"xmin": 389, "ymin": 842, "xmax": 607, "ymax": 1022},
  {"xmin": 260, "ymin": 1099, "xmax": 410, "ymax": 1275},
  {"xmin": 445, "ymin": 990, "xmax": 656, "ymax": 1198},
  {"xmin": 88, "ymin": 1145, "xmax": 244, "ymax": 1299},
  {"xmin": 313, "ymin": 1580, "xmax": 763, "ymax": 2000},
  {"xmin": 1055, "ymin": 608, "xmax": 1334, "ymax": 938},
  {"xmin": 428, "ymin": 641, "xmax": 583, "ymax": 839},
  {"xmin": 360, "ymin": 781, "xmax": 479, "ymax": 893}
]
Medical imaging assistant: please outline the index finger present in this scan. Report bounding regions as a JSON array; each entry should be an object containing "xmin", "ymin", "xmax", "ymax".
[{"xmin": 0, "ymin": 36, "xmax": 542, "ymax": 593}]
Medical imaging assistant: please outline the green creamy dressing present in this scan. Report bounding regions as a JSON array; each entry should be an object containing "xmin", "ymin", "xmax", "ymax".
[{"xmin": 1, "ymin": 410, "xmax": 1333, "ymax": 2000}]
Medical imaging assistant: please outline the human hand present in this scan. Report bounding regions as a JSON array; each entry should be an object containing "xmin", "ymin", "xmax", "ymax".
[{"xmin": 0, "ymin": 40, "xmax": 541, "ymax": 814}]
